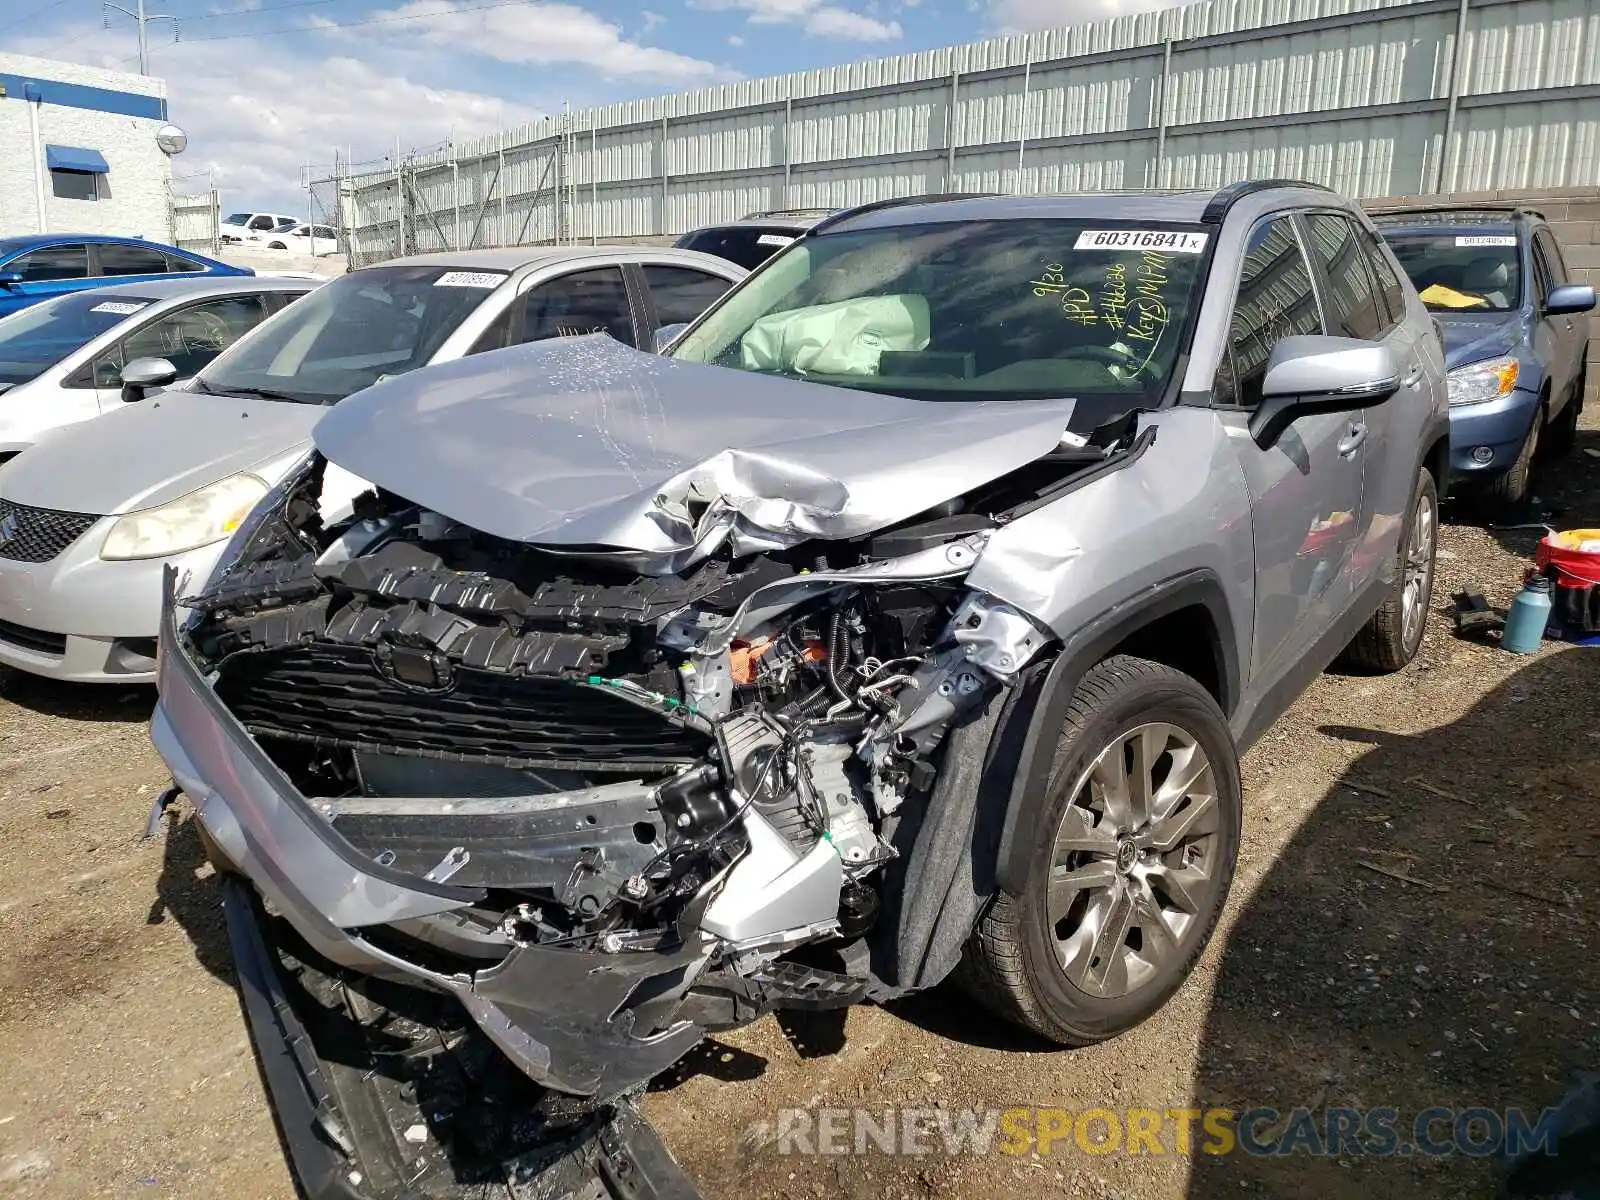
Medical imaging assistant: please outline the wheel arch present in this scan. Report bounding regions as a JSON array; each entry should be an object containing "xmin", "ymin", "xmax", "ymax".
[
  {"xmin": 871, "ymin": 570, "xmax": 1240, "ymax": 997},
  {"xmin": 992, "ymin": 569, "xmax": 1238, "ymax": 895}
]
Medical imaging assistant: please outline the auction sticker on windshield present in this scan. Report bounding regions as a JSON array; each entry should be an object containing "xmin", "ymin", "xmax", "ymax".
[
  {"xmin": 90, "ymin": 301, "xmax": 149, "ymax": 316},
  {"xmin": 1455, "ymin": 236, "xmax": 1518, "ymax": 247},
  {"xmin": 1074, "ymin": 230, "xmax": 1208, "ymax": 254},
  {"xmin": 434, "ymin": 271, "xmax": 507, "ymax": 288}
]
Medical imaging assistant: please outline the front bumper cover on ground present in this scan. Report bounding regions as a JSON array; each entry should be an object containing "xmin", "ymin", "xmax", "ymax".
[{"xmin": 223, "ymin": 877, "xmax": 704, "ymax": 1200}]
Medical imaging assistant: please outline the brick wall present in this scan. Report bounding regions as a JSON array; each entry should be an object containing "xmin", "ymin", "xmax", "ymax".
[{"xmin": 1362, "ymin": 187, "xmax": 1600, "ymax": 405}]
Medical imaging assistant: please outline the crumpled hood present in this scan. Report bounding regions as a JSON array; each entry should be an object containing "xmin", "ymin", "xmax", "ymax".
[
  {"xmin": 314, "ymin": 335, "xmax": 1079, "ymax": 572},
  {"xmin": 0, "ymin": 391, "xmax": 324, "ymax": 515},
  {"xmin": 1437, "ymin": 311, "xmax": 1526, "ymax": 370}
]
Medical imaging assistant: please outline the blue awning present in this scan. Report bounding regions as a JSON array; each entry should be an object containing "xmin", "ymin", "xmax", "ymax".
[{"xmin": 45, "ymin": 144, "xmax": 109, "ymax": 173}]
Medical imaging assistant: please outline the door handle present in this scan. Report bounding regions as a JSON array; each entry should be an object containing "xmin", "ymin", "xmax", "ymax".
[
  {"xmin": 1338, "ymin": 422, "xmax": 1368, "ymax": 457},
  {"xmin": 1403, "ymin": 363, "xmax": 1424, "ymax": 389}
]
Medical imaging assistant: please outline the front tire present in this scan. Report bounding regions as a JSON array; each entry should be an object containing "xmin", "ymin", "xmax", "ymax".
[
  {"xmin": 1485, "ymin": 402, "xmax": 1541, "ymax": 510},
  {"xmin": 957, "ymin": 656, "xmax": 1241, "ymax": 1045},
  {"xmin": 1544, "ymin": 371, "xmax": 1584, "ymax": 460},
  {"xmin": 1343, "ymin": 466, "xmax": 1438, "ymax": 672}
]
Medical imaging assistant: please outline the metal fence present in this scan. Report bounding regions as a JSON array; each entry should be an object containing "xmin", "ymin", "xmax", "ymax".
[
  {"xmin": 316, "ymin": 0, "xmax": 1600, "ymax": 265},
  {"xmin": 169, "ymin": 186, "xmax": 220, "ymax": 257}
]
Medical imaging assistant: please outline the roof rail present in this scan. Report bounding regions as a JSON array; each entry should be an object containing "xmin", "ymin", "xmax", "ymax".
[
  {"xmin": 808, "ymin": 193, "xmax": 1001, "ymax": 235},
  {"xmin": 1365, "ymin": 202, "xmax": 1546, "ymax": 221},
  {"xmin": 1200, "ymin": 178, "xmax": 1335, "ymax": 223},
  {"xmin": 739, "ymin": 207, "xmax": 839, "ymax": 220}
]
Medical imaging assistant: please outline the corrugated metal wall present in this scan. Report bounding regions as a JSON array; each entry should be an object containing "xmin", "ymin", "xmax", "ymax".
[{"xmin": 336, "ymin": 0, "xmax": 1600, "ymax": 261}]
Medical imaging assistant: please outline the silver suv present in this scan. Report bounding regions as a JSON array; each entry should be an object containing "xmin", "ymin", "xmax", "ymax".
[{"xmin": 150, "ymin": 181, "xmax": 1448, "ymax": 1196}]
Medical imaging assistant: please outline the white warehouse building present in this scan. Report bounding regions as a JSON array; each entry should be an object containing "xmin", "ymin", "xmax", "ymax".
[{"xmin": 0, "ymin": 53, "xmax": 178, "ymax": 240}]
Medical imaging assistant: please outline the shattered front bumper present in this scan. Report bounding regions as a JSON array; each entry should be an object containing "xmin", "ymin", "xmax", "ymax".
[
  {"xmin": 222, "ymin": 878, "xmax": 702, "ymax": 1200},
  {"xmin": 150, "ymin": 574, "xmax": 708, "ymax": 1104}
]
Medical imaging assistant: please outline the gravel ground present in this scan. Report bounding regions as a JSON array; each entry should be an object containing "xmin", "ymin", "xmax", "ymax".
[{"xmin": 0, "ymin": 416, "xmax": 1595, "ymax": 1200}]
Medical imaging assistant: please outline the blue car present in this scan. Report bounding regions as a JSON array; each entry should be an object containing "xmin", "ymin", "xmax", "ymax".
[
  {"xmin": 0, "ymin": 234, "xmax": 252, "ymax": 319},
  {"xmin": 1374, "ymin": 206, "xmax": 1594, "ymax": 508}
]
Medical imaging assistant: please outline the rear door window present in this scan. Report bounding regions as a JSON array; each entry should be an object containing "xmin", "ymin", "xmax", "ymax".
[
  {"xmin": 1360, "ymin": 231, "xmax": 1408, "ymax": 325},
  {"xmin": 643, "ymin": 265, "xmax": 735, "ymax": 327},
  {"xmin": 1304, "ymin": 213, "xmax": 1386, "ymax": 339},
  {"xmin": 1534, "ymin": 230, "xmax": 1568, "ymax": 284},
  {"xmin": 519, "ymin": 268, "xmax": 635, "ymax": 346},
  {"xmin": 95, "ymin": 243, "xmax": 172, "ymax": 277}
]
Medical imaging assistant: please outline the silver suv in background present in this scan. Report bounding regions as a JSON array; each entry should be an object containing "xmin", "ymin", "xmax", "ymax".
[{"xmin": 151, "ymin": 182, "xmax": 1447, "ymax": 1200}]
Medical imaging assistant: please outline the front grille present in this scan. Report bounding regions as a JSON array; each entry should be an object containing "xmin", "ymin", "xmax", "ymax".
[
  {"xmin": 214, "ymin": 643, "xmax": 710, "ymax": 772},
  {"xmin": 0, "ymin": 618, "xmax": 66, "ymax": 657},
  {"xmin": 0, "ymin": 499, "xmax": 100, "ymax": 563}
]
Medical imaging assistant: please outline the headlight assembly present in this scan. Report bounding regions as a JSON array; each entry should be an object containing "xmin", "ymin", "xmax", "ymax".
[
  {"xmin": 1446, "ymin": 355, "xmax": 1519, "ymax": 407},
  {"xmin": 100, "ymin": 472, "xmax": 269, "ymax": 560}
]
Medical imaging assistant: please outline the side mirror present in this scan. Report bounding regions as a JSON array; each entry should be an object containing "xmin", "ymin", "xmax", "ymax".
[
  {"xmin": 120, "ymin": 357, "xmax": 179, "ymax": 403},
  {"xmin": 1248, "ymin": 335, "xmax": 1400, "ymax": 450},
  {"xmin": 0, "ymin": 270, "xmax": 22, "ymax": 287},
  {"xmin": 1545, "ymin": 284, "xmax": 1596, "ymax": 316},
  {"xmin": 652, "ymin": 322, "xmax": 689, "ymax": 354}
]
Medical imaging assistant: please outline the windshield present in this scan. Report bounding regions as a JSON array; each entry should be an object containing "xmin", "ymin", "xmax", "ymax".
[
  {"xmin": 194, "ymin": 264, "xmax": 506, "ymax": 404},
  {"xmin": 0, "ymin": 291, "xmax": 150, "ymax": 388},
  {"xmin": 670, "ymin": 218, "xmax": 1208, "ymax": 412},
  {"xmin": 223, "ymin": 214, "xmax": 250, "ymax": 226},
  {"xmin": 1381, "ymin": 231, "xmax": 1523, "ymax": 312}
]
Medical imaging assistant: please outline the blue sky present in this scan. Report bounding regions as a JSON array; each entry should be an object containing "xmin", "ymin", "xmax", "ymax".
[{"xmin": 6, "ymin": 0, "xmax": 1169, "ymax": 212}]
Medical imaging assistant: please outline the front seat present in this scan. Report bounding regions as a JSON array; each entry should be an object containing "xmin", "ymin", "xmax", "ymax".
[{"xmin": 1461, "ymin": 256, "xmax": 1512, "ymax": 309}]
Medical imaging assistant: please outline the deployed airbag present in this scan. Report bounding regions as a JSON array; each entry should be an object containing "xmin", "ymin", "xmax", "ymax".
[{"xmin": 739, "ymin": 295, "xmax": 929, "ymax": 376}]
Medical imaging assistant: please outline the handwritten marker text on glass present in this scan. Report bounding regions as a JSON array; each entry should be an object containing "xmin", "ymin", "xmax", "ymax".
[{"xmin": 1073, "ymin": 230, "xmax": 1209, "ymax": 254}]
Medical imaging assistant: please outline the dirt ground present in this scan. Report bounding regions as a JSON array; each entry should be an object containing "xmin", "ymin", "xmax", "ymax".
[{"xmin": 1, "ymin": 419, "xmax": 1596, "ymax": 1200}]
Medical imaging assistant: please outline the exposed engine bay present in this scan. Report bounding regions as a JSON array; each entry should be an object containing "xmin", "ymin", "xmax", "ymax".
[{"xmin": 176, "ymin": 426, "xmax": 1128, "ymax": 1103}]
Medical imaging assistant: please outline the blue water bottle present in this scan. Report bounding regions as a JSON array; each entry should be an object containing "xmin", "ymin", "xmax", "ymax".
[{"xmin": 1502, "ymin": 575, "xmax": 1553, "ymax": 654}]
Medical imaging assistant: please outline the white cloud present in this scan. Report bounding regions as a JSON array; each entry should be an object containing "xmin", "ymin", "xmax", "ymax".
[
  {"xmin": 14, "ymin": 23, "xmax": 541, "ymax": 213},
  {"xmin": 694, "ymin": 0, "xmax": 902, "ymax": 41},
  {"xmin": 356, "ymin": 1, "xmax": 725, "ymax": 81},
  {"xmin": 639, "ymin": 9, "xmax": 667, "ymax": 35},
  {"xmin": 989, "ymin": 0, "xmax": 1178, "ymax": 31},
  {"xmin": 727, "ymin": 33, "xmax": 745, "ymax": 45}
]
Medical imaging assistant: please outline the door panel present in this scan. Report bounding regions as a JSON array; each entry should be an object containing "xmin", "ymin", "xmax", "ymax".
[
  {"xmin": 1528, "ymin": 239, "xmax": 1569, "ymax": 409},
  {"xmin": 1301, "ymin": 211, "xmax": 1413, "ymax": 585},
  {"xmin": 1218, "ymin": 214, "xmax": 1365, "ymax": 689},
  {"xmin": 1535, "ymin": 230, "xmax": 1583, "ymax": 407}
]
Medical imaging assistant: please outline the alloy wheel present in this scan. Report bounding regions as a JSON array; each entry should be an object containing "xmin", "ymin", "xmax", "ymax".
[
  {"xmin": 1401, "ymin": 487, "xmax": 1436, "ymax": 651},
  {"xmin": 1047, "ymin": 722, "xmax": 1223, "ymax": 999}
]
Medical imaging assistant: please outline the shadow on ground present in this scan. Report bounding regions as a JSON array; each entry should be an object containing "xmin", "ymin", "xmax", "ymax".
[
  {"xmin": 0, "ymin": 668, "xmax": 154, "ymax": 722},
  {"xmin": 146, "ymin": 812, "xmax": 235, "ymax": 983},
  {"xmin": 1189, "ymin": 649, "xmax": 1600, "ymax": 1199}
]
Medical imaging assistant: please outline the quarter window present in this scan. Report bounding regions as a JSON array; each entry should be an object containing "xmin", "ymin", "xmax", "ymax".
[
  {"xmin": 643, "ymin": 265, "xmax": 735, "ymax": 328},
  {"xmin": 1305, "ymin": 214, "xmax": 1385, "ymax": 340},
  {"xmin": 1221, "ymin": 216, "xmax": 1325, "ymax": 409},
  {"xmin": 519, "ymin": 268, "xmax": 634, "ymax": 346}
]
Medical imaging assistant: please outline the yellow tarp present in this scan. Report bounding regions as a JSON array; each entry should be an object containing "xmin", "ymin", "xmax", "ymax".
[{"xmin": 1418, "ymin": 283, "xmax": 1489, "ymax": 309}]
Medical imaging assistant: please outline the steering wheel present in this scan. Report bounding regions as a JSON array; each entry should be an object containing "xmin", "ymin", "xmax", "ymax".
[{"xmin": 1059, "ymin": 343, "xmax": 1163, "ymax": 380}]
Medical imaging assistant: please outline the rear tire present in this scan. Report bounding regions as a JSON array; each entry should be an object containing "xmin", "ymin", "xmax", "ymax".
[
  {"xmin": 1343, "ymin": 467, "xmax": 1438, "ymax": 672},
  {"xmin": 956, "ymin": 655, "xmax": 1241, "ymax": 1045}
]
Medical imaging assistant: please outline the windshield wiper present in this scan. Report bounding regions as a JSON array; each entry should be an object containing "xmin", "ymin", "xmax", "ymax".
[{"xmin": 201, "ymin": 382, "xmax": 314, "ymax": 403}]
